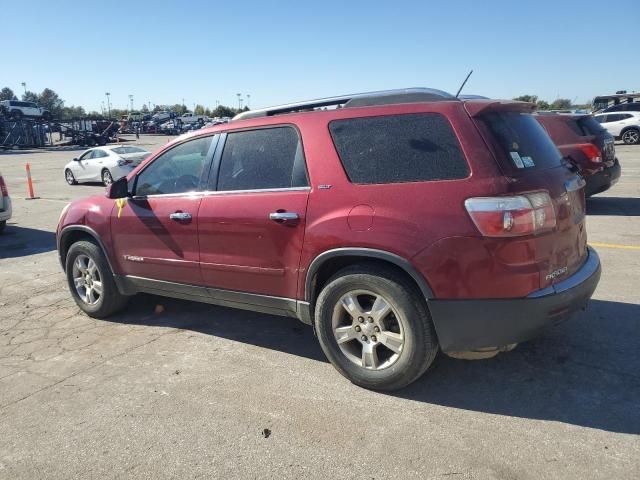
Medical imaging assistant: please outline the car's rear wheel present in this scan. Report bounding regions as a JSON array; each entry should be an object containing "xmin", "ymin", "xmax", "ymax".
[
  {"xmin": 102, "ymin": 169, "xmax": 113, "ymax": 186},
  {"xmin": 65, "ymin": 240, "xmax": 128, "ymax": 318},
  {"xmin": 65, "ymin": 169, "xmax": 77, "ymax": 185},
  {"xmin": 315, "ymin": 265, "xmax": 439, "ymax": 391},
  {"xmin": 622, "ymin": 128, "xmax": 640, "ymax": 145}
]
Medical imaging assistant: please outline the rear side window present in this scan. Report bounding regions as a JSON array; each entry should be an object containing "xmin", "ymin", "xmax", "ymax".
[
  {"xmin": 577, "ymin": 116, "xmax": 607, "ymax": 135},
  {"xmin": 329, "ymin": 113, "xmax": 468, "ymax": 184},
  {"xmin": 216, "ymin": 127, "xmax": 308, "ymax": 191},
  {"xmin": 479, "ymin": 112, "xmax": 562, "ymax": 172}
]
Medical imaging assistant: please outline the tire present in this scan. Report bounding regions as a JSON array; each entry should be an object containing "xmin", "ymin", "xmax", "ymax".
[
  {"xmin": 621, "ymin": 128, "xmax": 640, "ymax": 145},
  {"xmin": 101, "ymin": 169, "xmax": 113, "ymax": 186},
  {"xmin": 314, "ymin": 265, "xmax": 439, "ymax": 391},
  {"xmin": 0, "ymin": 220, "xmax": 6, "ymax": 234},
  {"xmin": 65, "ymin": 169, "xmax": 77, "ymax": 185},
  {"xmin": 65, "ymin": 240, "xmax": 128, "ymax": 318}
]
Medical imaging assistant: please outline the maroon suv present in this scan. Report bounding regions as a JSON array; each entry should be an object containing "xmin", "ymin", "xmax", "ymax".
[{"xmin": 56, "ymin": 88, "xmax": 601, "ymax": 390}]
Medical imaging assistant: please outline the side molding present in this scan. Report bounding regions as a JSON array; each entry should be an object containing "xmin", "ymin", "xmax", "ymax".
[{"xmin": 305, "ymin": 248, "xmax": 434, "ymax": 302}]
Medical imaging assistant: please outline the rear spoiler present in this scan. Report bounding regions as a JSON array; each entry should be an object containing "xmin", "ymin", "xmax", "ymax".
[{"xmin": 464, "ymin": 100, "xmax": 535, "ymax": 117}]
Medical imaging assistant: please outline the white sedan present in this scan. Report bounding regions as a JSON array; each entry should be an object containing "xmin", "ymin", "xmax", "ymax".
[{"xmin": 64, "ymin": 146, "xmax": 151, "ymax": 186}]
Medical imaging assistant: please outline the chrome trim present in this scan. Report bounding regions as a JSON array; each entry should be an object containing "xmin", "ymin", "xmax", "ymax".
[
  {"xmin": 132, "ymin": 186, "xmax": 311, "ymax": 200},
  {"xmin": 527, "ymin": 247, "xmax": 600, "ymax": 298}
]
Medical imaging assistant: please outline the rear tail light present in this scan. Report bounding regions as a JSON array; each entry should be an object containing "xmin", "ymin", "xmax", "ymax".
[
  {"xmin": 577, "ymin": 143, "xmax": 602, "ymax": 163},
  {"xmin": 0, "ymin": 176, "xmax": 8, "ymax": 197},
  {"xmin": 116, "ymin": 159, "xmax": 131, "ymax": 166},
  {"xmin": 465, "ymin": 191, "xmax": 556, "ymax": 237}
]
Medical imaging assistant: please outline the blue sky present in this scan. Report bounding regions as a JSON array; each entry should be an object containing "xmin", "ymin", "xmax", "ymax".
[{"xmin": 3, "ymin": 0, "xmax": 638, "ymax": 112}]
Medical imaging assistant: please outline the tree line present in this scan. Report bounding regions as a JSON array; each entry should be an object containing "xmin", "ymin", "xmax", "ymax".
[
  {"xmin": 512, "ymin": 95, "xmax": 588, "ymax": 111},
  {"xmin": 0, "ymin": 86, "xmax": 247, "ymax": 120}
]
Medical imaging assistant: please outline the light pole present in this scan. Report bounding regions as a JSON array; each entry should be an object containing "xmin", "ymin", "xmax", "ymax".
[
  {"xmin": 246, "ymin": 94, "xmax": 251, "ymax": 109},
  {"xmin": 21, "ymin": 82, "xmax": 27, "ymax": 95},
  {"xmin": 129, "ymin": 94, "xmax": 134, "ymax": 112},
  {"xmin": 105, "ymin": 92, "xmax": 111, "ymax": 118},
  {"xmin": 236, "ymin": 93, "xmax": 241, "ymax": 110},
  {"xmin": 101, "ymin": 101, "xmax": 105, "ymax": 115}
]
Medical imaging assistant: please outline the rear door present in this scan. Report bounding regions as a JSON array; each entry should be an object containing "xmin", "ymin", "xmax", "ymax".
[
  {"xmin": 111, "ymin": 134, "xmax": 217, "ymax": 285},
  {"xmin": 475, "ymin": 111, "xmax": 588, "ymax": 288},
  {"xmin": 197, "ymin": 126, "xmax": 309, "ymax": 299}
]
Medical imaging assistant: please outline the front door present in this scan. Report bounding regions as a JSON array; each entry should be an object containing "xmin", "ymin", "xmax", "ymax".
[
  {"xmin": 198, "ymin": 126, "xmax": 310, "ymax": 299},
  {"xmin": 111, "ymin": 134, "xmax": 217, "ymax": 285}
]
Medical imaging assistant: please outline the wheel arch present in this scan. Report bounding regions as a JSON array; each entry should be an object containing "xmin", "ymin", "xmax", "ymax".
[
  {"xmin": 304, "ymin": 248, "xmax": 434, "ymax": 305},
  {"xmin": 58, "ymin": 225, "xmax": 116, "ymax": 274}
]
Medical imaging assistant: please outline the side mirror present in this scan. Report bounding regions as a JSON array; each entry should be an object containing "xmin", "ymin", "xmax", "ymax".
[
  {"xmin": 73, "ymin": 157, "xmax": 79, "ymax": 161},
  {"xmin": 107, "ymin": 176, "xmax": 131, "ymax": 199}
]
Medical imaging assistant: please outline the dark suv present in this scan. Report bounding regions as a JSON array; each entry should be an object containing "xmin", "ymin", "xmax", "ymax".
[
  {"xmin": 536, "ymin": 113, "xmax": 621, "ymax": 196},
  {"xmin": 56, "ymin": 88, "xmax": 601, "ymax": 390}
]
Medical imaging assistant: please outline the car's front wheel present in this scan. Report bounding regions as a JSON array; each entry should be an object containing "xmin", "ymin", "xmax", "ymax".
[
  {"xmin": 315, "ymin": 265, "xmax": 439, "ymax": 391},
  {"xmin": 65, "ymin": 240, "xmax": 128, "ymax": 318},
  {"xmin": 102, "ymin": 169, "xmax": 113, "ymax": 186},
  {"xmin": 65, "ymin": 169, "xmax": 77, "ymax": 185},
  {"xmin": 622, "ymin": 128, "xmax": 640, "ymax": 145}
]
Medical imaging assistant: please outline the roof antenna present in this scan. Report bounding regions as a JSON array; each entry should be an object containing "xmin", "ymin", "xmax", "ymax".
[{"xmin": 455, "ymin": 70, "xmax": 474, "ymax": 98}]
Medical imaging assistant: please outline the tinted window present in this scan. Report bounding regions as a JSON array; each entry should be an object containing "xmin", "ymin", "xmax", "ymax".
[
  {"xmin": 136, "ymin": 136, "xmax": 214, "ymax": 196},
  {"xmin": 607, "ymin": 114, "xmax": 623, "ymax": 122},
  {"xmin": 91, "ymin": 150, "xmax": 108, "ymax": 159},
  {"xmin": 79, "ymin": 150, "xmax": 93, "ymax": 160},
  {"xmin": 216, "ymin": 127, "xmax": 307, "ymax": 191},
  {"xmin": 479, "ymin": 112, "xmax": 561, "ymax": 171},
  {"xmin": 594, "ymin": 115, "xmax": 607, "ymax": 124},
  {"xmin": 112, "ymin": 146, "xmax": 147, "ymax": 154},
  {"xmin": 577, "ymin": 116, "xmax": 607, "ymax": 135},
  {"xmin": 329, "ymin": 113, "xmax": 468, "ymax": 184}
]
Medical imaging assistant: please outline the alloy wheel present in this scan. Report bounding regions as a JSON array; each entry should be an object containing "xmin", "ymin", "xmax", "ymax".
[
  {"xmin": 622, "ymin": 129, "xmax": 639, "ymax": 145},
  {"xmin": 72, "ymin": 254, "xmax": 103, "ymax": 305},
  {"xmin": 102, "ymin": 170, "xmax": 113, "ymax": 185},
  {"xmin": 332, "ymin": 290, "xmax": 405, "ymax": 370},
  {"xmin": 65, "ymin": 170, "xmax": 74, "ymax": 184}
]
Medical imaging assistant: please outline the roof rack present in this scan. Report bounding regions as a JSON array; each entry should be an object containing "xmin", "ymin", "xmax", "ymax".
[{"xmin": 232, "ymin": 88, "xmax": 457, "ymax": 121}]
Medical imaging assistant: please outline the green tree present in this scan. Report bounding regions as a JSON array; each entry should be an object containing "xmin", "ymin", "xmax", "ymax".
[
  {"xmin": 171, "ymin": 103, "xmax": 187, "ymax": 115},
  {"xmin": 61, "ymin": 105, "xmax": 86, "ymax": 120},
  {"xmin": 39, "ymin": 88, "xmax": 64, "ymax": 118},
  {"xmin": 141, "ymin": 104, "xmax": 149, "ymax": 113},
  {"xmin": 550, "ymin": 98, "xmax": 572, "ymax": 110},
  {"xmin": 536, "ymin": 100, "xmax": 550, "ymax": 110},
  {"xmin": 0, "ymin": 87, "xmax": 16, "ymax": 101},
  {"xmin": 22, "ymin": 91, "xmax": 39, "ymax": 103},
  {"xmin": 194, "ymin": 104, "xmax": 206, "ymax": 115},
  {"xmin": 513, "ymin": 95, "xmax": 538, "ymax": 104},
  {"xmin": 211, "ymin": 105, "xmax": 236, "ymax": 118}
]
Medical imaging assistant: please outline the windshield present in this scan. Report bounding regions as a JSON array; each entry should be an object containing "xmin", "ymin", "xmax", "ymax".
[{"xmin": 478, "ymin": 112, "xmax": 562, "ymax": 172}]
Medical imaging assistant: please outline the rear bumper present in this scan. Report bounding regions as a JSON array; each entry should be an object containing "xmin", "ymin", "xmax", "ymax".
[
  {"xmin": 0, "ymin": 196, "xmax": 12, "ymax": 221},
  {"xmin": 585, "ymin": 159, "xmax": 621, "ymax": 196},
  {"xmin": 428, "ymin": 247, "xmax": 601, "ymax": 352}
]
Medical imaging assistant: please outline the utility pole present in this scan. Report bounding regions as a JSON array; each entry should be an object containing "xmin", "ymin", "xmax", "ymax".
[
  {"xmin": 129, "ymin": 94, "xmax": 134, "ymax": 111},
  {"xmin": 21, "ymin": 82, "xmax": 27, "ymax": 95},
  {"xmin": 105, "ymin": 92, "xmax": 111, "ymax": 118}
]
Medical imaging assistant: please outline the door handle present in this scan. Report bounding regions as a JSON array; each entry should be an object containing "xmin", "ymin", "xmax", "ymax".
[
  {"xmin": 170, "ymin": 212, "xmax": 192, "ymax": 221},
  {"xmin": 269, "ymin": 211, "xmax": 299, "ymax": 224}
]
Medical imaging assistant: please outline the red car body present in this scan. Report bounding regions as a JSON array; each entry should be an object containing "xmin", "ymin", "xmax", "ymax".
[{"xmin": 57, "ymin": 93, "xmax": 600, "ymax": 353}]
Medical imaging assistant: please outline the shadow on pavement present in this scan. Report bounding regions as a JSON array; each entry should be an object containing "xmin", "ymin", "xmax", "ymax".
[
  {"xmin": 105, "ymin": 295, "xmax": 639, "ymax": 434},
  {"xmin": 0, "ymin": 224, "xmax": 56, "ymax": 259},
  {"xmin": 105, "ymin": 294, "xmax": 327, "ymax": 363},
  {"xmin": 393, "ymin": 299, "xmax": 640, "ymax": 435},
  {"xmin": 587, "ymin": 196, "xmax": 640, "ymax": 216}
]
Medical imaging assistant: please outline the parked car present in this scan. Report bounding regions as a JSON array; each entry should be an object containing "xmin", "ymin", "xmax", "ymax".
[
  {"xmin": 0, "ymin": 172, "xmax": 12, "ymax": 233},
  {"xmin": 56, "ymin": 88, "xmax": 601, "ymax": 390},
  {"xmin": 593, "ymin": 112, "xmax": 640, "ymax": 145},
  {"xmin": 63, "ymin": 145, "xmax": 151, "ymax": 186},
  {"xmin": 127, "ymin": 111, "xmax": 144, "ymax": 122},
  {"xmin": 180, "ymin": 112, "xmax": 207, "ymax": 124},
  {"xmin": 601, "ymin": 103, "xmax": 640, "ymax": 113},
  {"xmin": 536, "ymin": 113, "xmax": 621, "ymax": 196},
  {"xmin": 0, "ymin": 100, "xmax": 51, "ymax": 120},
  {"xmin": 151, "ymin": 111, "xmax": 176, "ymax": 123}
]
